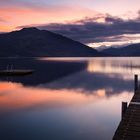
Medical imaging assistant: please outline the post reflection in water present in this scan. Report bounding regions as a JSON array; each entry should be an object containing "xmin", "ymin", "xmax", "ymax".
[{"xmin": 0, "ymin": 57, "xmax": 139, "ymax": 140}]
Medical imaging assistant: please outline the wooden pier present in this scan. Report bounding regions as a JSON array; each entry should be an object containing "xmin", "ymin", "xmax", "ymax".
[{"xmin": 113, "ymin": 75, "xmax": 140, "ymax": 140}]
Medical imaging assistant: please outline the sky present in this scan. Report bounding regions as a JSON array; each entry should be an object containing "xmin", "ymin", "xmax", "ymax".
[{"xmin": 0, "ymin": 0, "xmax": 140, "ymax": 48}]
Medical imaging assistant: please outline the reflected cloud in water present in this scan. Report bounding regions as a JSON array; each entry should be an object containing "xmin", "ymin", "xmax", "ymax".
[
  {"xmin": 0, "ymin": 81, "xmax": 132, "ymax": 111},
  {"xmin": 87, "ymin": 57, "xmax": 140, "ymax": 76},
  {"xmin": 0, "ymin": 57, "xmax": 140, "ymax": 140},
  {"xmin": 44, "ymin": 71, "xmax": 133, "ymax": 96},
  {"xmin": 0, "ymin": 81, "xmax": 132, "ymax": 140}
]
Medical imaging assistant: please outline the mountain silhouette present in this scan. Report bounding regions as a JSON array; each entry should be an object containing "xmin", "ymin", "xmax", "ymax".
[
  {"xmin": 0, "ymin": 27, "xmax": 101, "ymax": 57},
  {"xmin": 101, "ymin": 43, "xmax": 140, "ymax": 56}
]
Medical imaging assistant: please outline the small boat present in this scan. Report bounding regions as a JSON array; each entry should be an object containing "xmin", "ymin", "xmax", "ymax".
[
  {"xmin": 0, "ymin": 69, "xmax": 33, "ymax": 76},
  {"xmin": 0, "ymin": 64, "xmax": 33, "ymax": 76}
]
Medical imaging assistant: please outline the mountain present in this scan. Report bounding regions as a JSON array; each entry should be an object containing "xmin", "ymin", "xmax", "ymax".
[
  {"xmin": 102, "ymin": 43, "xmax": 140, "ymax": 56},
  {"xmin": 0, "ymin": 27, "xmax": 101, "ymax": 57}
]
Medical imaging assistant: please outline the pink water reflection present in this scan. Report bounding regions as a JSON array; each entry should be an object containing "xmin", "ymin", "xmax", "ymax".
[{"xmin": 0, "ymin": 81, "xmax": 133, "ymax": 114}]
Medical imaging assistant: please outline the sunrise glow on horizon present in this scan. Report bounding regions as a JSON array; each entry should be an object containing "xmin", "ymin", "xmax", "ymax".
[
  {"xmin": 0, "ymin": 0, "xmax": 140, "ymax": 32},
  {"xmin": 0, "ymin": 0, "xmax": 140, "ymax": 48}
]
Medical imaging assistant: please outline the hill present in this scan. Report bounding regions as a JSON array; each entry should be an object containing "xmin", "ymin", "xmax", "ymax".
[
  {"xmin": 102, "ymin": 43, "xmax": 140, "ymax": 56},
  {"xmin": 0, "ymin": 27, "xmax": 101, "ymax": 57}
]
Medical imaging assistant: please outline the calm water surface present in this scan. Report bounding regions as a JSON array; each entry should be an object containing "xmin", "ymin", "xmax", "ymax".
[{"xmin": 0, "ymin": 57, "xmax": 139, "ymax": 140}]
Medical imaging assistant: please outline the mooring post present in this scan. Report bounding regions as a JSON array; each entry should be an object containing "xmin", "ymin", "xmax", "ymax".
[
  {"xmin": 134, "ymin": 74, "xmax": 138, "ymax": 94},
  {"xmin": 121, "ymin": 102, "xmax": 127, "ymax": 119}
]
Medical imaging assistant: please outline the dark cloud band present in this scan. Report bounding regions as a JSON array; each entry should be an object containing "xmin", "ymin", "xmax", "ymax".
[{"xmin": 17, "ymin": 12, "xmax": 140, "ymax": 44}]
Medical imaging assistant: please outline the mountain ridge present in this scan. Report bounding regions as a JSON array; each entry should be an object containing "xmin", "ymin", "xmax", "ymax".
[
  {"xmin": 101, "ymin": 43, "xmax": 140, "ymax": 56},
  {"xmin": 0, "ymin": 27, "xmax": 101, "ymax": 57}
]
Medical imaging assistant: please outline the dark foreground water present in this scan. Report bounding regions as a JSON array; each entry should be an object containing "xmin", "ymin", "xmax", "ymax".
[{"xmin": 0, "ymin": 57, "xmax": 138, "ymax": 140}]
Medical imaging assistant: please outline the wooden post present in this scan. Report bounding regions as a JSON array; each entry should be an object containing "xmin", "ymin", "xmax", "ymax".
[
  {"xmin": 135, "ymin": 74, "xmax": 138, "ymax": 94},
  {"xmin": 121, "ymin": 102, "xmax": 127, "ymax": 119}
]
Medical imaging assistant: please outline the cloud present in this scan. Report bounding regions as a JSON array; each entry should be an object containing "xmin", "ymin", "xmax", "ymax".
[
  {"xmin": 0, "ymin": 0, "xmax": 45, "ymax": 8},
  {"xmin": 0, "ymin": 3, "xmax": 99, "ymax": 32},
  {"xmin": 0, "ymin": 17, "xmax": 6, "ymax": 22},
  {"xmin": 1, "ymin": 0, "xmax": 140, "ymax": 46},
  {"xmin": 18, "ymin": 12, "xmax": 140, "ymax": 44},
  {"xmin": 40, "ymin": 72, "xmax": 133, "ymax": 96}
]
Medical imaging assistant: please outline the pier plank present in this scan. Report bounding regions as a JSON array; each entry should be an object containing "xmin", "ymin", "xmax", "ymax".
[{"xmin": 113, "ymin": 75, "xmax": 140, "ymax": 140}]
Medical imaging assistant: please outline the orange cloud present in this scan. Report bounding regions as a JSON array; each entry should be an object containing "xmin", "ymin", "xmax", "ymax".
[{"xmin": 0, "ymin": 6, "xmax": 99, "ymax": 32}]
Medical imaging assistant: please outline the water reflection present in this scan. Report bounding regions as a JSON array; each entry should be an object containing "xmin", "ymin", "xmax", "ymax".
[
  {"xmin": 45, "ymin": 72, "xmax": 133, "ymax": 96},
  {"xmin": 0, "ymin": 57, "xmax": 139, "ymax": 140},
  {"xmin": 0, "ymin": 58, "xmax": 87, "ymax": 85},
  {"xmin": 87, "ymin": 57, "xmax": 140, "ymax": 76},
  {"xmin": 0, "ymin": 82, "xmax": 132, "ymax": 111},
  {"xmin": 0, "ymin": 81, "xmax": 132, "ymax": 140}
]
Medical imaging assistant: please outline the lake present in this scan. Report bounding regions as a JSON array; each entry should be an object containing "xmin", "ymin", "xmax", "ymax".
[{"xmin": 0, "ymin": 57, "xmax": 139, "ymax": 140}]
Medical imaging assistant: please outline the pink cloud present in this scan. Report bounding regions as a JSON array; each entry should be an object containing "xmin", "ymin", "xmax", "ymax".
[{"xmin": 0, "ymin": 5, "xmax": 99, "ymax": 32}]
